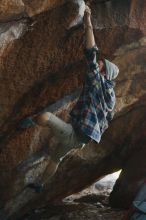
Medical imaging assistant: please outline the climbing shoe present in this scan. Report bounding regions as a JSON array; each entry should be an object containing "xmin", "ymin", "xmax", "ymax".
[
  {"xmin": 27, "ymin": 183, "xmax": 44, "ymax": 193},
  {"xmin": 18, "ymin": 116, "xmax": 35, "ymax": 129}
]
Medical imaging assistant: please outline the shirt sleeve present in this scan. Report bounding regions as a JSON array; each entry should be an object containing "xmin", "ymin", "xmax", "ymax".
[
  {"xmin": 84, "ymin": 45, "xmax": 99, "ymax": 71},
  {"xmin": 84, "ymin": 45, "xmax": 101, "ymax": 88}
]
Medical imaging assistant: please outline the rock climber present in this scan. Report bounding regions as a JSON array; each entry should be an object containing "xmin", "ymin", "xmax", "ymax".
[{"xmin": 24, "ymin": 5, "xmax": 119, "ymax": 192}]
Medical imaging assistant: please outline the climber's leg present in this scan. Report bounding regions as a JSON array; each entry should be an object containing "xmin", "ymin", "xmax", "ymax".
[
  {"xmin": 33, "ymin": 112, "xmax": 90, "ymax": 152},
  {"xmin": 39, "ymin": 133, "xmax": 90, "ymax": 190},
  {"xmin": 28, "ymin": 112, "xmax": 90, "ymax": 192},
  {"xmin": 27, "ymin": 156, "xmax": 59, "ymax": 193}
]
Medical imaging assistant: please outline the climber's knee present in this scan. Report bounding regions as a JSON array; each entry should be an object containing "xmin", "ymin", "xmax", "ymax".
[{"xmin": 33, "ymin": 112, "xmax": 51, "ymax": 126}]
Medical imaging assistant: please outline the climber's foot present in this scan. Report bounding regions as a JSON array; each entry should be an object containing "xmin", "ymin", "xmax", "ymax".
[
  {"xmin": 27, "ymin": 183, "xmax": 44, "ymax": 193},
  {"xmin": 18, "ymin": 116, "xmax": 35, "ymax": 129}
]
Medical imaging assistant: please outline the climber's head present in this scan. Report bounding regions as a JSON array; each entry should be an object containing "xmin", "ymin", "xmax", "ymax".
[{"xmin": 97, "ymin": 59, "xmax": 119, "ymax": 80}]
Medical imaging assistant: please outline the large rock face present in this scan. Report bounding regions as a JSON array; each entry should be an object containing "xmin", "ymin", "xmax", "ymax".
[{"xmin": 0, "ymin": 0, "xmax": 146, "ymax": 219}]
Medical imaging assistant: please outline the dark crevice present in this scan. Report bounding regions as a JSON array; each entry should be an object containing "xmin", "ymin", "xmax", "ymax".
[{"xmin": 0, "ymin": 12, "xmax": 29, "ymax": 25}]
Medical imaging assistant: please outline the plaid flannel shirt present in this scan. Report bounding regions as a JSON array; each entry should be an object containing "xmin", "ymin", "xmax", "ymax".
[{"xmin": 70, "ymin": 45, "xmax": 116, "ymax": 143}]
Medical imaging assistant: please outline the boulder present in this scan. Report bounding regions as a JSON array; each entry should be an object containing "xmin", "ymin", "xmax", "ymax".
[{"xmin": 0, "ymin": 0, "xmax": 146, "ymax": 219}]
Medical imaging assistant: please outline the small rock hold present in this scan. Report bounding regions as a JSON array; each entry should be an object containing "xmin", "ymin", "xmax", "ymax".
[{"xmin": 67, "ymin": 0, "xmax": 86, "ymax": 30}]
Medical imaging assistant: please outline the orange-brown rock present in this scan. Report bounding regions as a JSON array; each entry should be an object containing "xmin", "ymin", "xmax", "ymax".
[
  {"xmin": 0, "ymin": 0, "xmax": 67, "ymax": 22},
  {"xmin": 0, "ymin": 0, "xmax": 146, "ymax": 219}
]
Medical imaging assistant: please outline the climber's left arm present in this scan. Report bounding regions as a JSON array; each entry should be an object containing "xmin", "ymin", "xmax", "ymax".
[
  {"xmin": 84, "ymin": 5, "xmax": 95, "ymax": 49},
  {"xmin": 83, "ymin": 5, "xmax": 99, "ymax": 74}
]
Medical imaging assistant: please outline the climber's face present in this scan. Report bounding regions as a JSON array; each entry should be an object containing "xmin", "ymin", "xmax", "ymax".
[{"xmin": 97, "ymin": 60, "xmax": 106, "ymax": 76}]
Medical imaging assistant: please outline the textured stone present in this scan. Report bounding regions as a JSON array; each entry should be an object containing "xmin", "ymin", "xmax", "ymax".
[
  {"xmin": 0, "ymin": 0, "xmax": 67, "ymax": 22},
  {"xmin": 109, "ymin": 135, "xmax": 146, "ymax": 208},
  {"xmin": 0, "ymin": 0, "xmax": 146, "ymax": 219},
  {"xmin": 20, "ymin": 203, "xmax": 125, "ymax": 220},
  {"xmin": 0, "ymin": 0, "xmax": 25, "ymax": 22}
]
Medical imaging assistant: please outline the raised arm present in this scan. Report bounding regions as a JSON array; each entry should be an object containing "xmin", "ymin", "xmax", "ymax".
[
  {"xmin": 83, "ymin": 5, "xmax": 99, "ymax": 73},
  {"xmin": 84, "ymin": 5, "xmax": 95, "ymax": 48}
]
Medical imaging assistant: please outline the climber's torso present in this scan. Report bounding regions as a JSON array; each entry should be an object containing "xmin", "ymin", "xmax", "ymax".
[{"xmin": 70, "ymin": 46, "xmax": 116, "ymax": 143}]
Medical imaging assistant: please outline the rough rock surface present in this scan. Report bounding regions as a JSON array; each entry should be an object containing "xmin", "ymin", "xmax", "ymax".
[
  {"xmin": 0, "ymin": 0, "xmax": 146, "ymax": 219},
  {"xmin": 20, "ymin": 203, "xmax": 125, "ymax": 220},
  {"xmin": 20, "ymin": 182, "xmax": 126, "ymax": 220}
]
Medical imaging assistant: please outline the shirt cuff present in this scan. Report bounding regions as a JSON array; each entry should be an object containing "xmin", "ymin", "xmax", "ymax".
[{"xmin": 84, "ymin": 45, "xmax": 99, "ymax": 54}]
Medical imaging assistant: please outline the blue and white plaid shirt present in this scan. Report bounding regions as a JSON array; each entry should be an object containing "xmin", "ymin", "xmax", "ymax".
[{"xmin": 70, "ymin": 45, "xmax": 116, "ymax": 143}]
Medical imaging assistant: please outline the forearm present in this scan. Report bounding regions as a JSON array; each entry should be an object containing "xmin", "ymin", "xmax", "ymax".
[{"xmin": 84, "ymin": 16, "xmax": 95, "ymax": 48}]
